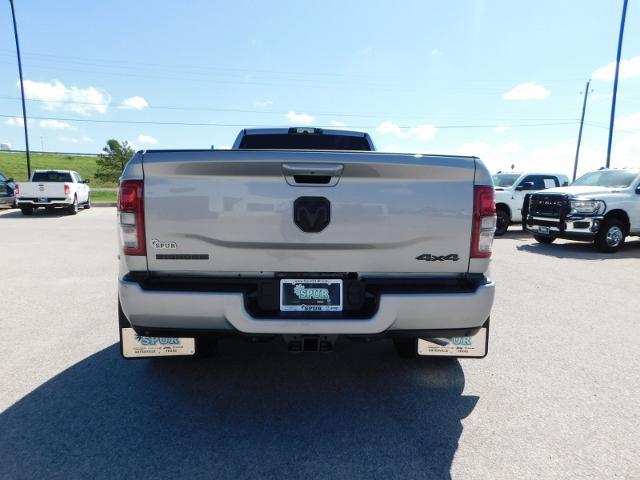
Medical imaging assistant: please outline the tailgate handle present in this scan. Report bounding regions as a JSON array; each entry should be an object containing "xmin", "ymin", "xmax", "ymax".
[{"xmin": 282, "ymin": 163, "xmax": 343, "ymax": 187}]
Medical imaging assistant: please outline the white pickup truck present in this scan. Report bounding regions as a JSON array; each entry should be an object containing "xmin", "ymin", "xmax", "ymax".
[
  {"xmin": 15, "ymin": 169, "xmax": 91, "ymax": 215},
  {"xmin": 493, "ymin": 171, "xmax": 569, "ymax": 236},
  {"xmin": 524, "ymin": 168, "xmax": 640, "ymax": 252},
  {"xmin": 117, "ymin": 128, "xmax": 496, "ymax": 359}
]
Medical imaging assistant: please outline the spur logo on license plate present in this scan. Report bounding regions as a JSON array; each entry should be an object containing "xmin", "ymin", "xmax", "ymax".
[
  {"xmin": 293, "ymin": 284, "xmax": 330, "ymax": 300},
  {"xmin": 280, "ymin": 279, "xmax": 343, "ymax": 312}
]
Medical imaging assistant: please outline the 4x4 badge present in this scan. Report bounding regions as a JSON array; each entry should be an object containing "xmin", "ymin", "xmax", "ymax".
[{"xmin": 416, "ymin": 253, "xmax": 459, "ymax": 262}]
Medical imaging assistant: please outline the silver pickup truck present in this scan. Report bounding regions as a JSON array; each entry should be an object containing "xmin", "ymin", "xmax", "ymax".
[{"xmin": 117, "ymin": 128, "xmax": 496, "ymax": 359}]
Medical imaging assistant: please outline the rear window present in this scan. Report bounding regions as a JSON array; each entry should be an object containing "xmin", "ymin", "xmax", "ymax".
[
  {"xmin": 32, "ymin": 171, "xmax": 73, "ymax": 182},
  {"xmin": 238, "ymin": 133, "xmax": 372, "ymax": 151}
]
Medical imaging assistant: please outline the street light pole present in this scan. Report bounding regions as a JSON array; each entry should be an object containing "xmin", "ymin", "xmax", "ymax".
[
  {"xmin": 605, "ymin": 0, "xmax": 629, "ymax": 169},
  {"xmin": 572, "ymin": 80, "xmax": 591, "ymax": 181},
  {"xmin": 8, "ymin": 0, "xmax": 31, "ymax": 178}
]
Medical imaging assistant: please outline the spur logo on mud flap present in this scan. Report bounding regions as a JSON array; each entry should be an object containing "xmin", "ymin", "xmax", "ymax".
[
  {"xmin": 293, "ymin": 284, "xmax": 330, "ymax": 301},
  {"xmin": 151, "ymin": 239, "xmax": 177, "ymax": 250},
  {"xmin": 135, "ymin": 334, "xmax": 181, "ymax": 346}
]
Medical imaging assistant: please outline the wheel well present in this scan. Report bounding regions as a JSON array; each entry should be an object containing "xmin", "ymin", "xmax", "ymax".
[
  {"xmin": 604, "ymin": 209, "xmax": 630, "ymax": 233},
  {"xmin": 496, "ymin": 203, "xmax": 511, "ymax": 220}
]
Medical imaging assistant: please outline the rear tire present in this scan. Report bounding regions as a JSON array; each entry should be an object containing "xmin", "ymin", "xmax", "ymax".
[
  {"xmin": 67, "ymin": 195, "xmax": 79, "ymax": 215},
  {"xmin": 533, "ymin": 234, "xmax": 555, "ymax": 244},
  {"xmin": 20, "ymin": 207, "xmax": 33, "ymax": 216},
  {"xmin": 494, "ymin": 208, "xmax": 510, "ymax": 236},
  {"xmin": 594, "ymin": 218, "xmax": 626, "ymax": 253},
  {"xmin": 83, "ymin": 195, "xmax": 91, "ymax": 209}
]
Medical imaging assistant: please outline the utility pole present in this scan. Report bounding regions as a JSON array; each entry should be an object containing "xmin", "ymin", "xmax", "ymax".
[
  {"xmin": 572, "ymin": 80, "xmax": 591, "ymax": 181},
  {"xmin": 606, "ymin": 0, "xmax": 629, "ymax": 169},
  {"xmin": 8, "ymin": 0, "xmax": 31, "ymax": 178}
]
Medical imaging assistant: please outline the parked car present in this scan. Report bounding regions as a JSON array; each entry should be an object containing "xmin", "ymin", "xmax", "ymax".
[
  {"xmin": 523, "ymin": 168, "xmax": 640, "ymax": 252},
  {"xmin": 15, "ymin": 169, "xmax": 91, "ymax": 215},
  {"xmin": 117, "ymin": 127, "xmax": 496, "ymax": 360},
  {"xmin": 492, "ymin": 171, "xmax": 569, "ymax": 236},
  {"xmin": 0, "ymin": 172, "xmax": 16, "ymax": 208}
]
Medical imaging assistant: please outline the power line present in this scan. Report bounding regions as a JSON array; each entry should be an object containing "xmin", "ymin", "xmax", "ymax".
[
  {"xmin": 0, "ymin": 48, "xmax": 588, "ymax": 84},
  {"xmin": 0, "ymin": 113, "xmax": 578, "ymax": 129},
  {"xmin": 0, "ymin": 95, "xmax": 582, "ymax": 122}
]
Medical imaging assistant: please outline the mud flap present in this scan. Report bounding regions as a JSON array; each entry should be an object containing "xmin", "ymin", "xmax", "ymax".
[
  {"xmin": 119, "ymin": 327, "xmax": 196, "ymax": 359},
  {"xmin": 417, "ymin": 318, "xmax": 490, "ymax": 358}
]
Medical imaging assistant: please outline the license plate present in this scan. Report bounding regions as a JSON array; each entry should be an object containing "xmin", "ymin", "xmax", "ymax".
[
  {"xmin": 280, "ymin": 279, "xmax": 343, "ymax": 312},
  {"xmin": 418, "ymin": 327, "xmax": 488, "ymax": 358},
  {"xmin": 120, "ymin": 327, "xmax": 195, "ymax": 358},
  {"xmin": 538, "ymin": 226, "xmax": 550, "ymax": 234},
  {"xmin": 37, "ymin": 197, "xmax": 47, "ymax": 203}
]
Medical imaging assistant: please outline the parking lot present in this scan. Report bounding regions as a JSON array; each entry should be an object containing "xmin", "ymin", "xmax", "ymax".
[{"xmin": 0, "ymin": 207, "xmax": 638, "ymax": 479}]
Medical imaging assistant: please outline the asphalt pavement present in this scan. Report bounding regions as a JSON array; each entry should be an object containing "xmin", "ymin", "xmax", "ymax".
[{"xmin": 0, "ymin": 207, "xmax": 638, "ymax": 479}]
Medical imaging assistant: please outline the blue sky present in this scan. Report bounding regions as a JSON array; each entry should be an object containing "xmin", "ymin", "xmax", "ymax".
[{"xmin": 1, "ymin": 0, "xmax": 640, "ymax": 176}]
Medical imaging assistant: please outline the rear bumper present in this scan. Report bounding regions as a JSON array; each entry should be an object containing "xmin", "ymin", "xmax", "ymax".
[
  {"xmin": 118, "ymin": 275, "xmax": 495, "ymax": 336},
  {"xmin": 0, "ymin": 195, "xmax": 15, "ymax": 206},
  {"xmin": 17, "ymin": 197, "xmax": 72, "ymax": 207}
]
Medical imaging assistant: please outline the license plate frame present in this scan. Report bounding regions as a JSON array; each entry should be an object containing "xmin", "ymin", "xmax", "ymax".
[
  {"xmin": 280, "ymin": 278, "xmax": 343, "ymax": 312},
  {"xmin": 538, "ymin": 226, "xmax": 550, "ymax": 234},
  {"xmin": 37, "ymin": 197, "xmax": 48, "ymax": 203}
]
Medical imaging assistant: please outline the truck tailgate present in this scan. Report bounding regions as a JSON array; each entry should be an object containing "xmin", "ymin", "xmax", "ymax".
[
  {"xmin": 17, "ymin": 182, "xmax": 66, "ymax": 197},
  {"xmin": 142, "ymin": 150, "xmax": 476, "ymax": 274}
]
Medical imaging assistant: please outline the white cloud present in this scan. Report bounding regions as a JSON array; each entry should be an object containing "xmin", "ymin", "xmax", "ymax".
[
  {"xmin": 382, "ymin": 144, "xmax": 400, "ymax": 153},
  {"xmin": 39, "ymin": 119, "xmax": 74, "ymax": 130},
  {"xmin": 377, "ymin": 121, "xmax": 409, "ymax": 138},
  {"xmin": 5, "ymin": 116, "xmax": 32, "ymax": 127},
  {"xmin": 377, "ymin": 121, "xmax": 437, "ymax": 142},
  {"xmin": 457, "ymin": 142, "xmax": 491, "ymax": 156},
  {"xmin": 497, "ymin": 142, "xmax": 523, "ymax": 154},
  {"xmin": 331, "ymin": 120, "xmax": 346, "ymax": 127},
  {"xmin": 461, "ymin": 139, "xmax": 620, "ymax": 178},
  {"xmin": 502, "ymin": 82, "xmax": 550, "ymax": 100},
  {"xmin": 494, "ymin": 125, "xmax": 510, "ymax": 133},
  {"xmin": 20, "ymin": 79, "xmax": 110, "ymax": 115},
  {"xmin": 286, "ymin": 111, "xmax": 315, "ymax": 124},
  {"xmin": 616, "ymin": 112, "xmax": 640, "ymax": 131},
  {"xmin": 136, "ymin": 134, "xmax": 158, "ymax": 145},
  {"xmin": 409, "ymin": 124, "xmax": 437, "ymax": 142},
  {"xmin": 430, "ymin": 49, "xmax": 443, "ymax": 56},
  {"xmin": 255, "ymin": 100, "xmax": 274, "ymax": 107},
  {"xmin": 592, "ymin": 56, "xmax": 640, "ymax": 81},
  {"xmin": 59, "ymin": 135, "xmax": 91, "ymax": 144},
  {"xmin": 119, "ymin": 96, "xmax": 148, "ymax": 110}
]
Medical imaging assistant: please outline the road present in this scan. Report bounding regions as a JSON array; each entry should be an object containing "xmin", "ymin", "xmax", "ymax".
[{"xmin": 0, "ymin": 207, "xmax": 639, "ymax": 479}]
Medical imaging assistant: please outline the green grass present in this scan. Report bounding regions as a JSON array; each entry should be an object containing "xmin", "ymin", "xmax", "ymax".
[
  {"xmin": 0, "ymin": 151, "xmax": 117, "ymax": 188},
  {"xmin": 90, "ymin": 191, "xmax": 117, "ymax": 202}
]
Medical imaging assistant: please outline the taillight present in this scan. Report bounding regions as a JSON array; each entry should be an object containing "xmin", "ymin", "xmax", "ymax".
[
  {"xmin": 118, "ymin": 179, "xmax": 145, "ymax": 255},
  {"xmin": 64, "ymin": 184, "xmax": 70, "ymax": 196},
  {"xmin": 471, "ymin": 185, "xmax": 496, "ymax": 258},
  {"xmin": 14, "ymin": 184, "xmax": 19, "ymax": 195}
]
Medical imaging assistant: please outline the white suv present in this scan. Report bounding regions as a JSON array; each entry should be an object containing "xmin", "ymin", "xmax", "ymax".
[{"xmin": 492, "ymin": 172, "xmax": 569, "ymax": 236}]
